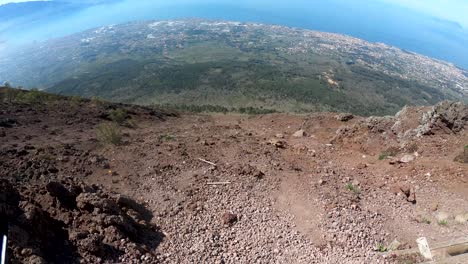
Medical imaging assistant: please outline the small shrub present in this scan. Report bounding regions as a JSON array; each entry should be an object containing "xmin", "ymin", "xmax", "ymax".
[
  {"xmin": 97, "ymin": 123, "xmax": 122, "ymax": 145},
  {"xmin": 21, "ymin": 88, "xmax": 47, "ymax": 103},
  {"xmin": 37, "ymin": 153, "xmax": 56, "ymax": 161},
  {"xmin": 125, "ymin": 118, "xmax": 137, "ymax": 128},
  {"xmin": 109, "ymin": 109, "xmax": 129, "ymax": 125},
  {"xmin": 3, "ymin": 87, "xmax": 21, "ymax": 103},
  {"xmin": 159, "ymin": 134, "xmax": 175, "ymax": 141},
  {"xmin": 378, "ymin": 146, "xmax": 400, "ymax": 160},
  {"xmin": 438, "ymin": 219, "xmax": 448, "ymax": 226},
  {"xmin": 375, "ymin": 243, "xmax": 387, "ymax": 252},
  {"xmin": 70, "ymin": 96, "xmax": 83, "ymax": 107},
  {"xmin": 454, "ymin": 145, "xmax": 468, "ymax": 163},
  {"xmin": 91, "ymin": 96, "xmax": 104, "ymax": 107},
  {"xmin": 421, "ymin": 217, "xmax": 431, "ymax": 224},
  {"xmin": 238, "ymin": 107, "xmax": 277, "ymax": 115},
  {"xmin": 23, "ymin": 89, "xmax": 61, "ymax": 104},
  {"xmin": 405, "ymin": 143, "xmax": 419, "ymax": 153},
  {"xmin": 345, "ymin": 183, "xmax": 360, "ymax": 194}
]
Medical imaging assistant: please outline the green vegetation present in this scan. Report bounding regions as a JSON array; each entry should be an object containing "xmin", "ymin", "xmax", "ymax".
[
  {"xmin": 379, "ymin": 147, "xmax": 400, "ymax": 160},
  {"xmin": 159, "ymin": 134, "xmax": 175, "ymax": 141},
  {"xmin": 1, "ymin": 86, "xmax": 62, "ymax": 104},
  {"xmin": 238, "ymin": 107, "xmax": 277, "ymax": 115},
  {"xmin": 161, "ymin": 104, "xmax": 230, "ymax": 114},
  {"xmin": 108, "ymin": 108, "xmax": 137, "ymax": 128},
  {"xmin": 48, "ymin": 54, "xmax": 448, "ymax": 116},
  {"xmin": 405, "ymin": 143, "xmax": 419, "ymax": 153},
  {"xmin": 96, "ymin": 123, "xmax": 123, "ymax": 145},
  {"xmin": 2, "ymin": 21, "xmax": 465, "ymax": 116},
  {"xmin": 438, "ymin": 219, "xmax": 448, "ymax": 226},
  {"xmin": 109, "ymin": 108, "xmax": 129, "ymax": 125},
  {"xmin": 345, "ymin": 183, "xmax": 360, "ymax": 194},
  {"xmin": 91, "ymin": 96, "xmax": 105, "ymax": 107},
  {"xmin": 462, "ymin": 145, "xmax": 468, "ymax": 163},
  {"xmin": 159, "ymin": 104, "xmax": 277, "ymax": 115},
  {"xmin": 3, "ymin": 86, "xmax": 21, "ymax": 103},
  {"xmin": 375, "ymin": 243, "xmax": 388, "ymax": 253},
  {"xmin": 70, "ymin": 95, "xmax": 84, "ymax": 107},
  {"xmin": 43, "ymin": 38, "xmax": 457, "ymax": 116},
  {"xmin": 421, "ymin": 217, "xmax": 431, "ymax": 224},
  {"xmin": 454, "ymin": 144, "xmax": 468, "ymax": 163},
  {"xmin": 378, "ymin": 154, "xmax": 387, "ymax": 161}
]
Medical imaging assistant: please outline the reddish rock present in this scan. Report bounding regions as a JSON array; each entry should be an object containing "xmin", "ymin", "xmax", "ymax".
[
  {"xmin": 356, "ymin": 163, "xmax": 367, "ymax": 169},
  {"xmin": 222, "ymin": 212, "xmax": 238, "ymax": 226}
]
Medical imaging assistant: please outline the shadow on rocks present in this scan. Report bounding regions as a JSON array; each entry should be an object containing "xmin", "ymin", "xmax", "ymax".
[{"xmin": 2, "ymin": 179, "xmax": 164, "ymax": 263}]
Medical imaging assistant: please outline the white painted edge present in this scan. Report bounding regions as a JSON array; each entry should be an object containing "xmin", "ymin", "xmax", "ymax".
[
  {"xmin": 417, "ymin": 237, "xmax": 433, "ymax": 260},
  {"xmin": 1, "ymin": 235, "xmax": 6, "ymax": 264}
]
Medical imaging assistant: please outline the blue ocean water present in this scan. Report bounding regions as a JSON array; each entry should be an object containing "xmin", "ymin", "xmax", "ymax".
[{"xmin": 156, "ymin": 2, "xmax": 468, "ymax": 68}]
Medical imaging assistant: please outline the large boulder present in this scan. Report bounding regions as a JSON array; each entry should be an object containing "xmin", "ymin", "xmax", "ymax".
[
  {"xmin": 5, "ymin": 180, "xmax": 162, "ymax": 263},
  {"xmin": 46, "ymin": 181, "xmax": 77, "ymax": 208},
  {"xmin": 336, "ymin": 113, "xmax": 354, "ymax": 122},
  {"xmin": 415, "ymin": 101, "xmax": 468, "ymax": 136}
]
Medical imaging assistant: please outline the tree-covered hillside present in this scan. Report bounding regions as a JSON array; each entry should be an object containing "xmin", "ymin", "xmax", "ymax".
[{"xmin": 1, "ymin": 20, "xmax": 466, "ymax": 115}]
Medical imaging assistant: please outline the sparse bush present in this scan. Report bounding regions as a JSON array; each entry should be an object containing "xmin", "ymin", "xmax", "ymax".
[
  {"xmin": 375, "ymin": 243, "xmax": 387, "ymax": 252},
  {"xmin": 454, "ymin": 145, "xmax": 468, "ymax": 163},
  {"xmin": 3, "ymin": 87, "xmax": 21, "ymax": 103},
  {"xmin": 37, "ymin": 153, "xmax": 56, "ymax": 161},
  {"xmin": 153, "ymin": 104, "xmax": 277, "ymax": 115},
  {"xmin": 345, "ymin": 183, "xmax": 360, "ymax": 194},
  {"xmin": 438, "ymin": 219, "xmax": 448, "ymax": 226},
  {"xmin": 238, "ymin": 107, "xmax": 277, "ymax": 115},
  {"xmin": 125, "ymin": 118, "xmax": 137, "ymax": 128},
  {"xmin": 109, "ymin": 108, "xmax": 129, "ymax": 125},
  {"xmin": 70, "ymin": 96, "xmax": 84, "ymax": 107},
  {"xmin": 159, "ymin": 134, "xmax": 175, "ymax": 141},
  {"xmin": 378, "ymin": 146, "xmax": 400, "ymax": 160},
  {"xmin": 421, "ymin": 217, "xmax": 431, "ymax": 224},
  {"xmin": 91, "ymin": 96, "xmax": 104, "ymax": 107},
  {"xmin": 17, "ymin": 88, "xmax": 62, "ymax": 104},
  {"xmin": 97, "ymin": 123, "xmax": 123, "ymax": 145},
  {"xmin": 405, "ymin": 143, "xmax": 419, "ymax": 153},
  {"xmin": 21, "ymin": 88, "xmax": 47, "ymax": 103}
]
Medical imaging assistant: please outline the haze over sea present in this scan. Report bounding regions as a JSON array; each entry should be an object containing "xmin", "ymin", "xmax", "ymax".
[{"xmin": 2, "ymin": 0, "xmax": 468, "ymax": 68}]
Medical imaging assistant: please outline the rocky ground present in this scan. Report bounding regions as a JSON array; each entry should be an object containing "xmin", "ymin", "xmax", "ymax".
[{"xmin": 1, "ymin": 89, "xmax": 467, "ymax": 263}]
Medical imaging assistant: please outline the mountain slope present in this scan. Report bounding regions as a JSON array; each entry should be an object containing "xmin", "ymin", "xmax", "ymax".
[{"xmin": 1, "ymin": 19, "xmax": 467, "ymax": 115}]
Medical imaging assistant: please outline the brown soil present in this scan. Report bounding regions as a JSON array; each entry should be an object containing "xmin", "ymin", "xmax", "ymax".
[{"xmin": 1, "ymin": 92, "xmax": 467, "ymax": 263}]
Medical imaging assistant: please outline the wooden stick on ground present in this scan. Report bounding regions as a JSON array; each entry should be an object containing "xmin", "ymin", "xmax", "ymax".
[
  {"xmin": 198, "ymin": 158, "xmax": 217, "ymax": 166},
  {"xmin": 207, "ymin": 182, "xmax": 231, "ymax": 185}
]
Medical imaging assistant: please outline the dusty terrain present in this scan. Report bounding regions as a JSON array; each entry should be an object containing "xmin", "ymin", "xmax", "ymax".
[{"xmin": 1, "ymin": 89, "xmax": 467, "ymax": 263}]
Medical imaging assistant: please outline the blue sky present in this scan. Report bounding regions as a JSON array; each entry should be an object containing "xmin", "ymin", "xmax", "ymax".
[
  {"xmin": 0, "ymin": 0, "xmax": 467, "ymax": 28},
  {"xmin": 0, "ymin": 0, "xmax": 44, "ymax": 3}
]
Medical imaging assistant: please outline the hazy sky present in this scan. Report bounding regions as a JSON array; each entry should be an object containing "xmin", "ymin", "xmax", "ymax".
[
  {"xmin": 0, "ymin": 0, "xmax": 467, "ymax": 28},
  {"xmin": 381, "ymin": 0, "xmax": 468, "ymax": 27},
  {"xmin": 0, "ymin": 0, "xmax": 47, "ymax": 4}
]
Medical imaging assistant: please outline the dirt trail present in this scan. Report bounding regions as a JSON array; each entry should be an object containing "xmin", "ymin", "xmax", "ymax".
[{"xmin": 1, "ymin": 93, "xmax": 467, "ymax": 263}]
